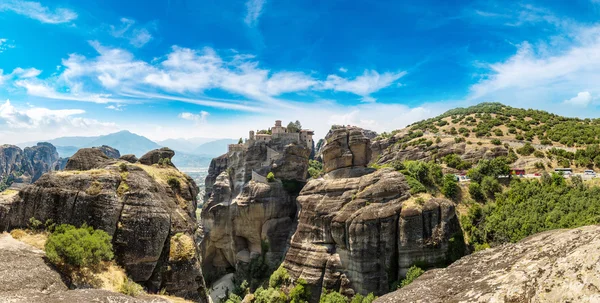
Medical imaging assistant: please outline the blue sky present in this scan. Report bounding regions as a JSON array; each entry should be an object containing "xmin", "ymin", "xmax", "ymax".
[{"xmin": 1, "ymin": 0, "xmax": 600, "ymax": 143}]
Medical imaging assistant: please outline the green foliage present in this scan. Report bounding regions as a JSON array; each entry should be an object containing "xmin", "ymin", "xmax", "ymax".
[
  {"xmin": 468, "ymin": 182, "xmax": 485, "ymax": 201},
  {"xmin": 533, "ymin": 150, "xmax": 545, "ymax": 158},
  {"xmin": 350, "ymin": 293, "xmax": 376, "ymax": 303},
  {"xmin": 225, "ymin": 293, "xmax": 243, "ymax": 303},
  {"xmin": 308, "ymin": 160, "xmax": 324, "ymax": 179},
  {"xmin": 269, "ymin": 266, "xmax": 290, "ymax": 288},
  {"xmin": 446, "ymin": 232, "xmax": 466, "ymax": 263},
  {"xmin": 534, "ymin": 162, "xmax": 545, "ymax": 169},
  {"xmin": 120, "ymin": 277, "xmax": 144, "ymax": 297},
  {"xmin": 481, "ymin": 176, "xmax": 502, "ymax": 199},
  {"xmin": 158, "ymin": 157, "xmax": 172, "ymax": 166},
  {"xmin": 405, "ymin": 176, "xmax": 426, "ymax": 194},
  {"xmin": 254, "ymin": 287, "xmax": 288, "ymax": 303},
  {"xmin": 289, "ymin": 278, "xmax": 311, "ymax": 303},
  {"xmin": 490, "ymin": 139, "xmax": 501, "ymax": 145},
  {"xmin": 400, "ymin": 266, "xmax": 424, "ymax": 288},
  {"xmin": 45, "ymin": 224, "xmax": 113, "ymax": 268},
  {"xmin": 516, "ymin": 143, "xmax": 535, "ymax": 156},
  {"xmin": 466, "ymin": 176, "xmax": 600, "ymax": 245},
  {"xmin": 28, "ymin": 217, "xmax": 43, "ymax": 231},
  {"xmin": 493, "ymin": 129, "xmax": 503, "ymax": 136},
  {"xmin": 167, "ymin": 177, "xmax": 180, "ymax": 190},
  {"xmin": 443, "ymin": 154, "xmax": 472, "ymax": 170},
  {"xmin": 466, "ymin": 158, "xmax": 510, "ymax": 183},
  {"xmin": 320, "ymin": 290, "xmax": 348, "ymax": 303},
  {"xmin": 267, "ymin": 172, "xmax": 275, "ymax": 182},
  {"xmin": 441, "ymin": 174, "xmax": 459, "ymax": 199},
  {"xmin": 287, "ymin": 120, "xmax": 303, "ymax": 133},
  {"xmin": 118, "ymin": 162, "xmax": 128, "ymax": 172}
]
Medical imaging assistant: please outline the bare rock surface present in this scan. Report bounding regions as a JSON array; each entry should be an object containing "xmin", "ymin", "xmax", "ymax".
[
  {"xmin": 376, "ymin": 225, "xmax": 600, "ymax": 303},
  {"xmin": 0, "ymin": 233, "xmax": 170, "ymax": 303},
  {"xmin": 64, "ymin": 148, "xmax": 115, "ymax": 171},
  {"xmin": 138, "ymin": 147, "xmax": 175, "ymax": 166},
  {"xmin": 282, "ymin": 127, "xmax": 461, "ymax": 300},
  {"xmin": 0, "ymin": 150, "xmax": 209, "ymax": 302}
]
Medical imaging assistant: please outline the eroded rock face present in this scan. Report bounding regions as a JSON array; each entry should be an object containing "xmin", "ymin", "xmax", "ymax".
[
  {"xmin": 376, "ymin": 225, "xmax": 600, "ymax": 303},
  {"xmin": 138, "ymin": 148, "xmax": 175, "ymax": 166},
  {"xmin": 64, "ymin": 148, "xmax": 115, "ymax": 171},
  {"xmin": 0, "ymin": 143, "xmax": 61, "ymax": 184},
  {"xmin": 282, "ymin": 127, "xmax": 461, "ymax": 300},
  {"xmin": 94, "ymin": 145, "xmax": 121, "ymax": 159},
  {"xmin": 0, "ymin": 156, "xmax": 209, "ymax": 302},
  {"xmin": 120, "ymin": 154, "xmax": 139, "ymax": 163},
  {"xmin": 201, "ymin": 139, "xmax": 310, "ymax": 283},
  {"xmin": 0, "ymin": 233, "xmax": 171, "ymax": 303}
]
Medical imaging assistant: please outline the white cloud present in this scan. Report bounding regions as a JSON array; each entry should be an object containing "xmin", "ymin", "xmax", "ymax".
[
  {"xmin": 0, "ymin": 38, "xmax": 15, "ymax": 53},
  {"xmin": 0, "ymin": 99, "xmax": 118, "ymax": 143},
  {"xmin": 321, "ymin": 70, "xmax": 407, "ymax": 102},
  {"xmin": 105, "ymin": 104, "xmax": 125, "ymax": 111},
  {"xmin": 469, "ymin": 24, "xmax": 600, "ymax": 110},
  {"xmin": 339, "ymin": 67, "xmax": 348, "ymax": 73},
  {"xmin": 564, "ymin": 91, "xmax": 592, "ymax": 107},
  {"xmin": 0, "ymin": 0, "xmax": 77, "ymax": 24},
  {"xmin": 179, "ymin": 111, "xmax": 209, "ymax": 124},
  {"xmin": 0, "ymin": 67, "xmax": 42, "ymax": 85},
  {"xmin": 110, "ymin": 18, "xmax": 153, "ymax": 48},
  {"xmin": 244, "ymin": 0, "xmax": 266, "ymax": 27}
]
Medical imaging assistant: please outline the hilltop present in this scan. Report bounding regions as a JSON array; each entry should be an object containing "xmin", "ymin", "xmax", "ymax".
[{"xmin": 371, "ymin": 102, "xmax": 600, "ymax": 173}]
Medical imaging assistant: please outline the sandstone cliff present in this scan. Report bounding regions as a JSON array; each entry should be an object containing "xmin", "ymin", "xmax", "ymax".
[
  {"xmin": 376, "ymin": 225, "xmax": 600, "ymax": 303},
  {"xmin": 282, "ymin": 127, "xmax": 461, "ymax": 300},
  {"xmin": 0, "ymin": 142, "xmax": 61, "ymax": 186},
  {"xmin": 201, "ymin": 132, "xmax": 310, "ymax": 283},
  {"xmin": 0, "ymin": 147, "xmax": 209, "ymax": 302}
]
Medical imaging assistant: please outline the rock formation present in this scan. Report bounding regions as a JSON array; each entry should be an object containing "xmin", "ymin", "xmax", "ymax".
[
  {"xmin": 0, "ymin": 233, "xmax": 174, "ymax": 303},
  {"xmin": 0, "ymin": 142, "xmax": 61, "ymax": 186},
  {"xmin": 282, "ymin": 127, "xmax": 461, "ymax": 300},
  {"xmin": 201, "ymin": 125, "xmax": 311, "ymax": 284},
  {"xmin": 376, "ymin": 225, "xmax": 600, "ymax": 303},
  {"xmin": 0, "ymin": 148, "xmax": 209, "ymax": 302},
  {"xmin": 138, "ymin": 147, "xmax": 175, "ymax": 166},
  {"xmin": 120, "ymin": 154, "xmax": 139, "ymax": 163},
  {"xmin": 93, "ymin": 145, "xmax": 121, "ymax": 159}
]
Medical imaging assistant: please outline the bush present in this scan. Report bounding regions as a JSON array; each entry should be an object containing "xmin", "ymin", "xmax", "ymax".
[
  {"xmin": 320, "ymin": 290, "xmax": 348, "ymax": 303},
  {"xmin": 254, "ymin": 287, "xmax": 287, "ymax": 303},
  {"xmin": 481, "ymin": 176, "xmax": 502, "ymax": 199},
  {"xmin": 351, "ymin": 293, "xmax": 376, "ymax": 303},
  {"xmin": 490, "ymin": 139, "xmax": 501, "ymax": 145},
  {"xmin": 516, "ymin": 143, "xmax": 535, "ymax": 156},
  {"xmin": 400, "ymin": 265, "xmax": 424, "ymax": 288},
  {"xmin": 533, "ymin": 150, "xmax": 545, "ymax": 158},
  {"xmin": 167, "ymin": 177, "xmax": 180, "ymax": 190},
  {"xmin": 289, "ymin": 278, "xmax": 311, "ymax": 303},
  {"xmin": 468, "ymin": 182, "xmax": 485, "ymax": 201},
  {"xmin": 269, "ymin": 266, "xmax": 290, "ymax": 288},
  {"xmin": 28, "ymin": 217, "xmax": 43, "ymax": 231},
  {"xmin": 118, "ymin": 162, "xmax": 128, "ymax": 172},
  {"xmin": 120, "ymin": 277, "xmax": 144, "ymax": 297},
  {"xmin": 405, "ymin": 176, "xmax": 426, "ymax": 194},
  {"xmin": 45, "ymin": 224, "xmax": 113, "ymax": 268},
  {"xmin": 441, "ymin": 174, "xmax": 459, "ymax": 199},
  {"xmin": 169, "ymin": 233, "xmax": 195, "ymax": 261},
  {"xmin": 267, "ymin": 172, "xmax": 275, "ymax": 182}
]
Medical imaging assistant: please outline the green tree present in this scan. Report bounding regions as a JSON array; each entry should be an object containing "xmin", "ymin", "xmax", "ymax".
[
  {"xmin": 289, "ymin": 278, "xmax": 311, "ymax": 303},
  {"xmin": 481, "ymin": 176, "xmax": 502, "ymax": 199},
  {"xmin": 468, "ymin": 182, "xmax": 485, "ymax": 201},
  {"xmin": 400, "ymin": 266, "xmax": 425, "ymax": 288},
  {"xmin": 45, "ymin": 224, "xmax": 114, "ymax": 268},
  {"xmin": 441, "ymin": 174, "xmax": 459, "ymax": 199},
  {"xmin": 269, "ymin": 266, "xmax": 290, "ymax": 288},
  {"xmin": 320, "ymin": 290, "xmax": 348, "ymax": 303}
]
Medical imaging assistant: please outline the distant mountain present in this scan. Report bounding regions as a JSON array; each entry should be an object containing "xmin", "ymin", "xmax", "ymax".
[
  {"xmin": 85, "ymin": 131, "xmax": 161, "ymax": 157},
  {"xmin": 193, "ymin": 139, "xmax": 238, "ymax": 156},
  {"xmin": 18, "ymin": 136, "xmax": 98, "ymax": 149},
  {"xmin": 54, "ymin": 146, "xmax": 79, "ymax": 158}
]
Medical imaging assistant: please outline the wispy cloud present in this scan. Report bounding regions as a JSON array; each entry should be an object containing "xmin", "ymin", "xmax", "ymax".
[
  {"xmin": 179, "ymin": 111, "xmax": 209, "ymax": 124},
  {"xmin": 110, "ymin": 18, "xmax": 153, "ymax": 48},
  {"xmin": 0, "ymin": 0, "xmax": 77, "ymax": 24},
  {"xmin": 106, "ymin": 104, "xmax": 125, "ymax": 111},
  {"xmin": 0, "ymin": 67, "xmax": 41, "ymax": 85},
  {"xmin": 0, "ymin": 38, "xmax": 15, "ymax": 53},
  {"xmin": 321, "ymin": 70, "xmax": 407, "ymax": 102},
  {"xmin": 564, "ymin": 91, "xmax": 592, "ymax": 107},
  {"xmin": 244, "ymin": 0, "xmax": 266, "ymax": 27}
]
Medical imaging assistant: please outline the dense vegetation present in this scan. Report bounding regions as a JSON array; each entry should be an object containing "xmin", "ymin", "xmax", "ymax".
[{"xmin": 45, "ymin": 224, "xmax": 114, "ymax": 268}]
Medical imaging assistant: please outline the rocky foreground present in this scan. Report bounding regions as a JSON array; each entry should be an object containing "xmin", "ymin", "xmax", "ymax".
[{"xmin": 376, "ymin": 225, "xmax": 600, "ymax": 303}]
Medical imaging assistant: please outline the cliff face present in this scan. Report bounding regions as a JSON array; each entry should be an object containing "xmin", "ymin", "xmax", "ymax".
[
  {"xmin": 376, "ymin": 225, "xmax": 600, "ymax": 303},
  {"xmin": 201, "ymin": 137, "xmax": 310, "ymax": 283},
  {"xmin": 0, "ymin": 147, "xmax": 209, "ymax": 302},
  {"xmin": 0, "ymin": 143, "xmax": 61, "ymax": 185},
  {"xmin": 282, "ymin": 127, "xmax": 461, "ymax": 300}
]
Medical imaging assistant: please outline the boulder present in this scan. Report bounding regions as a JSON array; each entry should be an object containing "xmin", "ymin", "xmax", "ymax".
[
  {"xmin": 64, "ymin": 148, "xmax": 115, "ymax": 171},
  {"xmin": 93, "ymin": 145, "xmax": 121, "ymax": 159},
  {"xmin": 0, "ymin": 161, "xmax": 209, "ymax": 302},
  {"xmin": 0, "ymin": 233, "xmax": 172, "ymax": 302},
  {"xmin": 139, "ymin": 148, "xmax": 175, "ymax": 165},
  {"xmin": 322, "ymin": 127, "xmax": 371, "ymax": 173},
  {"xmin": 376, "ymin": 225, "xmax": 600, "ymax": 303},
  {"xmin": 120, "ymin": 154, "xmax": 139, "ymax": 163}
]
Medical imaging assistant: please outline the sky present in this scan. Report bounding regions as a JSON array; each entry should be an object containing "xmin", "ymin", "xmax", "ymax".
[{"xmin": 2, "ymin": 0, "xmax": 600, "ymax": 143}]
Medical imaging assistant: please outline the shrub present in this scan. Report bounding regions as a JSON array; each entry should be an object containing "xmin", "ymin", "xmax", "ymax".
[
  {"xmin": 468, "ymin": 182, "xmax": 485, "ymax": 201},
  {"xmin": 494, "ymin": 129, "xmax": 503, "ymax": 136},
  {"xmin": 45, "ymin": 224, "xmax": 113, "ymax": 268},
  {"xmin": 516, "ymin": 143, "xmax": 535, "ymax": 156},
  {"xmin": 86, "ymin": 180, "xmax": 103, "ymax": 196},
  {"xmin": 28, "ymin": 217, "xmax": 43, "ymax": 231},
  {"xmin": 289, "ymin": 278, "xmax": 311, "ymax": 303},
  {"xmin": 169, "ymin": 233, "xmax": 195, "ymax": 261},
  {"xmin": 254, "ymin": 287, "xmax": 287, "ymax": 303},
  {"xmin": 490, "ymin": 139, "xmax": 501, "ymax": 145},
  {"xmin": 481, "ymin": 176, "xmax": 502, "ymax": 199},
  {"xmin": 400, "ymin": 265, "xmax": 424, "ymax": 288},
  {"xmin": 534, "ymin": 162, "xmax": 545, "ymax": 169},
  {"xmin": 435, "ymin": 137, "xmax": 441, "ymax": 143},
  {"xmin": 267, "ymin": 172, "xmax": 275, "ymax": 182},
  {"xmin": 269, "ymin": 266, "xmax": 290, "ymax": 288},
  {"xmin": 120, "ymin": 277, "xmax": 144, "ymax": 297},
  {"xmin": 118, "ymin": 162, "xmax": 128, "ymax": 172},
  {"xmin": 167, "ymin": 177, "xmax": 180, "ymax": 190},
  {"xmin": 441, "ymin": 174, "xmax": 459, "ymax": 199},
  {"xmin": 405, "ymin": 176, "xmax": 426, "ymax": 194},
  {"xmin": 351, "ymin": 293, "xmax": 376, "ymax": 303},
  {"xmin": 320, "ymin": 290, "xmax": 348, "ymax": 303}
]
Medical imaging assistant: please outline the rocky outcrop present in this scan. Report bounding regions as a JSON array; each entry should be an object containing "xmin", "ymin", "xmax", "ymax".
[
  {"xmin": 120, "ymin": 154, "xmax": 139, "ymax": 163},
  {"xmin": 282, "ymin": 127, "xmax": 461, "ymax": 300},
  {"xmin": 64, "ymin": 148, "xmax": 115, "ymax": 171},
  {"xmin": 0, "ymin": 143, "xmax": 61, "ymax": 185},
  {"xmin": 376, "ymin": 225, "xmax": 600, "ymax": 303},
  {"xmin": 201, "ymin": 132, "xmax": 310, "ymax": 284},
  {"xmin": 0, "ymin": 233, "xmax": 174, "ymax": 302},
  {"xmin": 138, "ymin": 148, "xmax": 175, "ymax": 166},
  {"xmin": 94, "ymin": 145, "xmax": 121, "ymax": 159},
  {"xmin": 371, "ymin": 137, "xmax": 508, "ymax": 167},
  {"xmin": 0, "ymin": 151, "xmax": 209, "ymax": 302}
]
